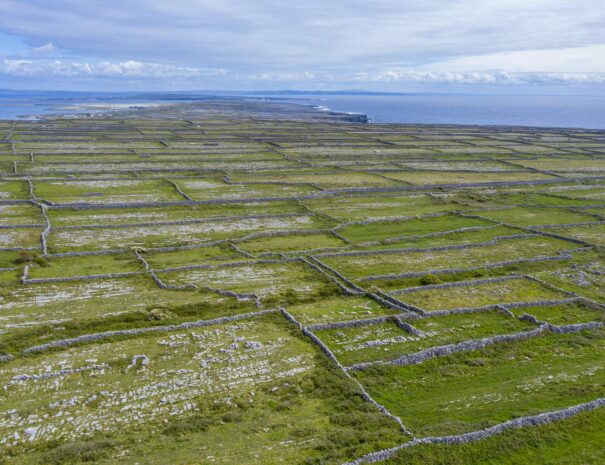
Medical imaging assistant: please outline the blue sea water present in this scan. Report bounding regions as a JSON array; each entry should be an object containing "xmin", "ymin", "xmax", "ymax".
[
  {"xmin": 0, "ymin": 90, "xmax": 200, "ymax": 120},
  {"xmin": 267, "ymin": 94, "xmax": 605, "ymax": 129},
  {"xmin": 0, "ymin": 90, "xmax": 604, "ymax": 129}
]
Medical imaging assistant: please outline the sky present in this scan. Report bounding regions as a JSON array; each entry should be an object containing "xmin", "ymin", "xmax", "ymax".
[{"xmin": 0, "ymin": 0, "xmax": 604, "ymax": 93}]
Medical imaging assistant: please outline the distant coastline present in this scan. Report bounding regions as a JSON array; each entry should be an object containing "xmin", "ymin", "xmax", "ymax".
[{"xmin": 1, "ymin": 90, "xmax": 604, "ymax": 129}]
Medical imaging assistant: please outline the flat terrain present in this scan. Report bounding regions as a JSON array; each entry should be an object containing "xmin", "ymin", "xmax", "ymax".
[{"xmin": 0, "ymin": 99, "xmax": 603, "ymax": 464}]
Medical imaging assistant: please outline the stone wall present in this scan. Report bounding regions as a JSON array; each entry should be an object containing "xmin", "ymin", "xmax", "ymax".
[
  {"xmin": 278, "ymin": 307, "xmax": 412, "ymax": 435},
  {"xmin": 359, "ymin": 254, "xmax": 571, "ymax": 282},
  {"xmin": 316, "ymin": 234, "xmax": 537, "ymax": 259},
  {"xmin": 23, "ymin": 308, "xmax": 279, "ymax": 354},
  {"xmin": 391, "ymin": 275, "xmax": 522, "ymax": 295},
  {"xmin": 348, "ymin": 321, "xmax": 602, "ymax": 371},
  {"xmin": 341, "ymin": 398, "xmax": 605, "ymax": 465}
]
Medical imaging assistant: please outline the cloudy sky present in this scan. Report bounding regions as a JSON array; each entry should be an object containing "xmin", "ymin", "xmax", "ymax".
[{"xmin": 0, "ymin": 0, "xmax": 604, "ymax": 92}]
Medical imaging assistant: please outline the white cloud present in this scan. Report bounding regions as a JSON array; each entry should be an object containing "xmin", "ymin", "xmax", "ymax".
[
  {"xmin": 29, "ymin": 42, "xmax": 56, "ymax": 56},
  {"xmin": 0, "ymin": 1, "xmax": 604, "ymax": 88},
  {"xmin": 0, "ymin": 58, "xmax": 224, "ymax": 79},
  {"xmin": 245, "ymin": 72, "xmax": 316, "ymax": 82},
  {"xmin": 346, "ymin": 70, "xmax": 605, "ymax": 85},
  {"xmin": 2, "ymin": 58, "xmax": 603, "ymax": 87},
  {"xmin": 420, "ymin": 45, "xmax": 605, "ymax": 73},
  {"xmin": 0, "ymin": 0, "xmax": 603, "ymax": 71}
]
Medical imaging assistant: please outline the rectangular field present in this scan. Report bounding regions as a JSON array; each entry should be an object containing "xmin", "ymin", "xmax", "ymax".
[{"xmin": 353, "ymin": 331, "xmax": 605, "ymax": 436}]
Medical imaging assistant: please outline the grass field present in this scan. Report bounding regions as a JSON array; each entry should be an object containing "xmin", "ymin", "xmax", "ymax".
[
  {"xmin": 354, "ymin": 331, "xmax": 605, "ymax": 436},
  {"xmin": 0, "ymin": 99, "xmax": 603, "ymax": 464}
]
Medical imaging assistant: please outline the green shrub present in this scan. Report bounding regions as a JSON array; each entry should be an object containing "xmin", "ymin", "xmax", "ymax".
[
  {"xmin": 284, "ymin": 288, "xmax": 299, "ymax": 304},
  {"xmin": 419, "ymin": 274, "xmax": 441, "ymax": 286},
  {"xmin": 145, "ymin": 307, "xmax": 176, "ymax": 321},
  {"xmin": 13, "ymin": 251, "xmax": 49, "ymax": 267},
  {"xmin": 41, "ymin": 439, "xmax": 116, "ymax": 464},
  {"xmin": 162, "ymin": 414, "xmax": 212, "ymax": 436}
]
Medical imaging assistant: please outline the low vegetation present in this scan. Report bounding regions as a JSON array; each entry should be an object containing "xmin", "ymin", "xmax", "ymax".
[{"xmin": 0, "ymin": 100, "xmax": 603, "ymax": 464}]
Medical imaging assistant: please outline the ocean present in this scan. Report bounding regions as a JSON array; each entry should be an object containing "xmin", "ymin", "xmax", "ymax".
[
  {"xmin": 1, "ymin": 90, "xmax": 604, "ymax": 129},
  {"xmin": 0, "ymin": 90, "xmax": 201, "ymax": 120},
  {"xmin": 267, "ymin": 93, "xmax": 605, "ymax": 129}
]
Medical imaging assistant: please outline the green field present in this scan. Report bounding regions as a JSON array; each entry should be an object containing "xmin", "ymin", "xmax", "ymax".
[{"xmin": 0, "ymin": 100, "xmax": 603, "ymax": 464}]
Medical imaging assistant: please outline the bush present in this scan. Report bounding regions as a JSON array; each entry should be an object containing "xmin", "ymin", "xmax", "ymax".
[
  {"xmin": 318, "ymin": 285, "xmax": 340, "ymax": 298},
  {"xmin": 41, "ymin": 439, "xmax": 116, "ymax": 464},
  {"xmin": 13, "ymin": 251, "xmax": 49, "ymax": 267},
  {"xmin": 146, "ymin": 307, "xmax": 176, "ymax": 321},
  {"xmin": 419, "ymin": 274, "xmax": 440, "ymax": 286},
  {"xmin": 162, "ymin": 414, "xmax": 212, "ymax": 436},
  {"xmin": 283, "ymin": 288, "xmax": 299, "ymax": 304}
]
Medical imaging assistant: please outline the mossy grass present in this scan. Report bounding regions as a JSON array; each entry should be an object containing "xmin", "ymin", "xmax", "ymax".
[
  {"xmin": 338, "ymin": 213, "xmax": 493, "ymax": 243},
  {"xmin": 354, "ymin": 329, "xmax": 605, "ymax": 436},
  {"xmin": 539, "ymin": 223, "xmax": 605, "ymax": 246},
  {"xmin": 510, "ymin": 302, "xmax": 605, "ymax": 325},
  {"xmin": 382, "ymin": 406, "xmax": 605, "ymax": 465},
  {"xmin": 396, "ymin": 277, "xmax": 568, "ymax": 311},
  {"xmin": 0, "ymin": 322, "xmax": 404, "ymax": 465},
  {"xmin": 304, "ymin": 194, "xmax": 460, "ymax": 221},
  {"xmin": 0, "ymin": 290, "xmax": 259, "ymax": 355},
  {"xmin": 473, "ymin": 206, "xmax": 596, "ymax": 227},
  {"xmin": 317, "ymin": 310, "xmax": 537, "ymax": 366},
  {"xmin": 322, "ymin": 236, "xmax": 578, "ymax": 280},
  {"xmin": 239, "ymin": 232, "xmax": 346, "ymax": 254},
  {"xmin": 381, "ymin": 171, "xmax": 557, "ymax": 185},
  {"xmin": 286, "ymin": 296, "xmax": 395, "ymax": 325}
]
